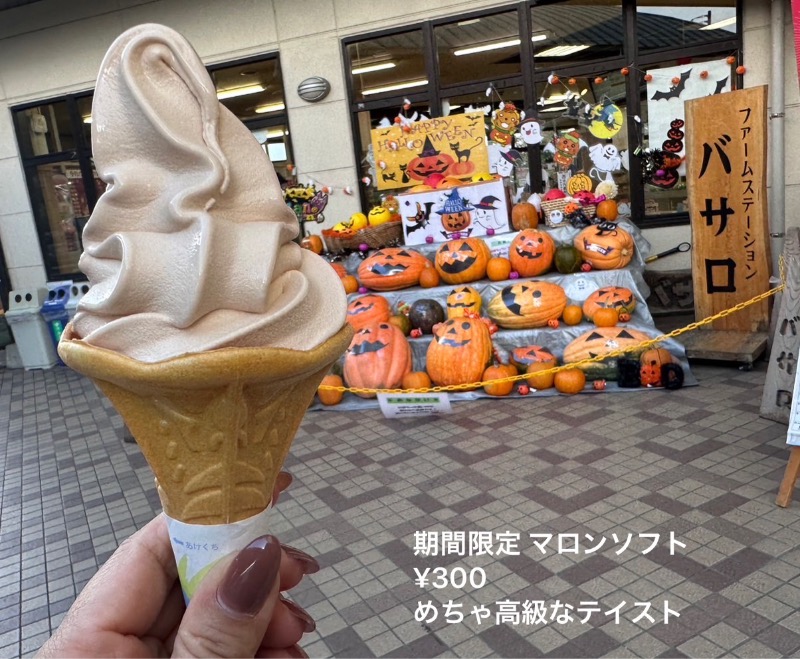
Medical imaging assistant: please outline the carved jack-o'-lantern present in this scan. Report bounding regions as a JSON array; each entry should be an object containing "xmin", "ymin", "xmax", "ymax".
[
  {"xmin": 509, "ymin": 345, "xmax": 557, "ymax": 372},
  {"xmin": 426, "ymin": 318, "xmax": 493, "ymax": 386},
  {"xmin": 434, "ymin": 237, "xmax": 491, "ymax": 284},
  {"xmin": 407, "ymin": 136, "xmax": 455, "ymax": 181},
  {"xmin": 563, "ymin": 326, "xmax": 651, "ymax": 364},
  {"xmin": 343, "ymin": 322, "xmax": 412, "ymax": 398},
  {"xmin": 639, "ymin": 348, "xmax": 674, "ymax": 387},
  {"xmin": 442, "ymin": 211, "xmax": 472, "ymax": 232},
  {"xmin": 357, "ymin": 248, "xmax": 430, "ymax": 291},
  {"xmin": 487, "ymin": 280, "xmax": 567, "ymax": 329},
  {"xmin": 509, "ymin": 229, "xmax": 556, "ymax": 277},
  {"xmin": 346, "ymin": 295, "xmax": 392, "ymax": 331},
  {"xmin": 446, "ymin": 286, "xmax": 483, "ymax": 319},
  {"xmin": 582, "ymin": 286, "xmax": 637, "ymax": 321}
]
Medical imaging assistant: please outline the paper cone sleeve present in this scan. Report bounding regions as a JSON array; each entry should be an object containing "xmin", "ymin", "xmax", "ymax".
[{"xmin": 58, "ymin": 323, "xmax": 352, "ymax": 524}]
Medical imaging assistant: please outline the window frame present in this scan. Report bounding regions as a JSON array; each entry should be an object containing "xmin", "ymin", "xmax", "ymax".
[{"xmin": 342, "ymin": 0, "xmax": 743, "ymax": 229}]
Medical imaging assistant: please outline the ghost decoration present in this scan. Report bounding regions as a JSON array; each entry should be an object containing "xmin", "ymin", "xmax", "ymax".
[
  {"xmin": 564, "ymin": 277, "xmax": 600, "ymax": 302},
  {"xmin": 588, "ymin": 143, "xmax": 623, "ymax": 183},
  {"xmin": 517, "ymin": 117, "xmax": 544, "ymax": 145}
]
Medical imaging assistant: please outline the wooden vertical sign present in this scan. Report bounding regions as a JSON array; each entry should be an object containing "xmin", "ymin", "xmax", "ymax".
[
  {"xmin": 686, "ymin": 86, "xmax": 770, "ymax": 363},
  {"xmin": 685, "ymin": 86, "xmax": 771, "ymax": 333}
]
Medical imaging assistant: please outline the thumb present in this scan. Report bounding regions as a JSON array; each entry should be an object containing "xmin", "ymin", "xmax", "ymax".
[{"xmin": 172, "ymin": 535, "xmax": 282, "ymax": 658}]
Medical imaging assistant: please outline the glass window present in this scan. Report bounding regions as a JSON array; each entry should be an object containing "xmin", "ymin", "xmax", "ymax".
[
  {"xmin": 531, "ymin": 0, "xmax": 623, "ymax": 70},
  {"xmin": 637, "ymin": 2, "xmax": 737, "ymax": 54},
  {"xmin": 28, "ymin": 161, "xmax": 99, "ymax": 277},
  {"xmin": 536, "ymin": 73, "xmax": 629, "ymax": 208},
  {"xmin": 210, "ymin": 58, "xmax": 285, "ymax": 123},
  {"xmin": 435, "ymin": 12, "xmax": 521, "ymax": 88},
  {"xmin": 347, "ymin": 30, "xmax": 426, "ymax": 102},
  {"xmin": 249, "ymin": 123, "xmax": 292, "ymax": 181},
  {"xmin": 13, "ymin": 101, "xmax": 77, "ymax": 158}
]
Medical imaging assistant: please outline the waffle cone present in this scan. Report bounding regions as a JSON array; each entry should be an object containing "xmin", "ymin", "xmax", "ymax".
[{"xmin": 59, "ymin": 323, "xmax": 352, "ymax": 524}]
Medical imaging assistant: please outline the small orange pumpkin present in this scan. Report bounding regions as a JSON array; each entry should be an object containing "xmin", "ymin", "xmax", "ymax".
[
  {"xmin": 434, "ymin": 238, "xmax": 492, "ymax": 284},
  {"xmin": 419, "ymin": 267, "xmax": 441, "ymax": 288},
  {"xmin": 343, "ymin": 323, "xmax": 412, "ymax": 398},
  {"xmin": 509, "ymin": 229, "xmax": 556, "ymax": 278},
  {"xmin": 511, "ymin": 202, "xmax": 539, "ymax": 230},
  {"xmin": 562, "ymin": 305, "xmax": 583, "ymax": 326},
  {"xmin": 317, "ymin": 374, "xmax": 344, "ymax": 405},
  {"xmin": 593, "ymin": 308, "xmax": 619, "ymax": 328},
  {"xmin": 403, "ymin": 371, "xmax": 432, "ymax": 391},
  {"xmin": 483, "ymin": 363, "xmax": 516, "ymax": 397},
  {"xmin": 525, "ymin": 362, "xmax": 556, "ymax": 390},
  {"xmin": 346, "ymin": 295, "xmax": 392, "ymax": 331},
  {"xmin": 554, "ymin": 368, "xmax": 586, "ymax": 395},
  {"xmin": 596, "ymin": 199, "xmax": 619, "ymax": 221},
  {"xmin": 301, "ymin": 234, "xmax": 324, "ymax": 254},
  {"xmin": 640, "ymin": 348, "xmax": 674, "ymax": 387},
  {"xmin": 486, "ymin": 257, "xmax": 512, "ymax": 281},
  {"xmin": 341, "ymin": 275, "xmax": 359, "ymax": 294}
]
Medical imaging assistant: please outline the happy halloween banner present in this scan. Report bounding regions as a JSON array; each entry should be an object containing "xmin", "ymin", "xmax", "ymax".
[{"xmin": 371, "ymin": 112, "xmax": 490, "ymax": 191}]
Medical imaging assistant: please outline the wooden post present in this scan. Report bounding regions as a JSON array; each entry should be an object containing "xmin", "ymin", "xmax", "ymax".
[
  {"xmin": 776, "ymin": 446, "xmax": 800, "ymax": 507},
  {"xmin": 760, "ymin": 228, "xmax": 800, "ymax": 423}
]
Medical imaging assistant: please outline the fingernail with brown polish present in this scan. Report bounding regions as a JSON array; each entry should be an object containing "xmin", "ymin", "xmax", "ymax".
[
  {"xmin": 217, "ymin": 535, "xmax": 281, "ymax": 617},
  {"xmin": 281, "ymin": 597, "xmax": 317, "ymax": 632},
  {"xmin": 276, "ymin": 471, "xmax": 293, "ymax": 490},
  {"xmin": 283, "ymin": 545, "xmax": 320, "ymax": 574},
  {"xmin": 286, "ymin": 645, "xmax": 310, "ymax": 658}
]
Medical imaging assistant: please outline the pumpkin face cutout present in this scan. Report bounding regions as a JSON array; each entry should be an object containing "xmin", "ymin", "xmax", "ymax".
[
  {"xmin": 670, "ymin": 119, "xmax": 685, "ymax": 129},
  {"xmin": 563, "ymin": 326, "xmax": 651, "ymax": 364},
  {"xmin": 487, "ymin": 281, "xmax": 567, "ymax": 329},
  {"xmin": 447, "ymin": 286, "xmax": 482, "ymax": 319},
  {"xmin": 407, "ymin": 137, "xmax": 455, "ymax": 181},
  {"xmin": 509, "ymin": 345, "xmax": 556, "ymax": 372},
  {"xmin": 357, "ymin": 248, "xmax": 430, "ymax": 291},
  {"xmin": 567, "ymin": 173, "xmax": 593, "ymax": 195},
  {"xmin": 426, "ymin": 318, "xmax": 493, "ymax": 386},
  {"xmin": 442, "ymin": 210, "xmax": 472, "ymax": 232},
  {"xmin": 667, "ymin": 127, "xmax": 685, "ymax": 141},
  {"xmin": 434, "ymin": 238, "xmax": 491, "ymax": 284},
  {"xmin": 574, "ymin": 225, "xmax": 635, "ymax": 270},
  {"xmin": 343, "ymin": 322, "xmax": 412, "ymax": 398},
  {"xmin": 509, "ymin": 229, "xmax": 555, "ymax": 277},
  {"xmin": 346, "ymin": 295, "xmax": 392, "ymax": 331},
  {"xmin": 582, "ymin": 286, "xmax": 636, "ymax": 321},
  {"xmin": 662, "ymin": 139, "xmax": 683, "ymax": 153}
]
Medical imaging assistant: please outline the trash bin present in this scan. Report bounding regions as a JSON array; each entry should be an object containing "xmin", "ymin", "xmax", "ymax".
[
  {"xmin": 5, "ymin": 288, "xmax": 58, "ymax": 370},
  {"xmin": 67, "ymin": 282, "xmax": 90, "ymax": 320},
  {"xmin": 41, "ymin": 283, "xmax": 71, "ymax": 349}
]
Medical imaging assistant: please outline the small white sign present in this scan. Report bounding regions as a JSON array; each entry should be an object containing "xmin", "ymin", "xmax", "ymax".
[
  {"xmin": 378, "ymin": 392, "xmax": 453, "ymax": 418},
  {"xmin": 787, "ymin": 370, "xmax": 800, "ymax": 446}
]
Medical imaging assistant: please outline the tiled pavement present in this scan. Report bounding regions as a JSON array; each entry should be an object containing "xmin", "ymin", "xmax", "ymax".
[{"xmin": 2, "ymin": 359, "xmax": 800, "ymax": 658}]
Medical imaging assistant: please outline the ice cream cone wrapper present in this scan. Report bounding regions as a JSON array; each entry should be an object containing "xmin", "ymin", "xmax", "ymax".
[{"xmin": 58, "ymin": 323, "xmax": 352, "ymax": 596}]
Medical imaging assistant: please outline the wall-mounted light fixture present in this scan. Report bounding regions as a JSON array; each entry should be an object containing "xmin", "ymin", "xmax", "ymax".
[{"xmin": 298, "ymin": 76, "xmax": 331, "ymax": 102}]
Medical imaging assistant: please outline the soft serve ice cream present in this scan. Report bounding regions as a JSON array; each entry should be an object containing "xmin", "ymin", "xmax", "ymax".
[{"xmin": 72, "ymin": 23, "xmax": 345, "ymax": 363}]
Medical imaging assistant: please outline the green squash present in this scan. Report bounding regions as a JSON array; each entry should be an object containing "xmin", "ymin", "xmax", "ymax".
[{"xmin": 554, "ymin": 245, "xmax": 583, "ymax": 274}]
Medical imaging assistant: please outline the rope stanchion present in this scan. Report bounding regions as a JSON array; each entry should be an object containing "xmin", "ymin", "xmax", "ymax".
[{"xmin": 321, "ymin": 259, "xmax": 786, "ymax": 396}]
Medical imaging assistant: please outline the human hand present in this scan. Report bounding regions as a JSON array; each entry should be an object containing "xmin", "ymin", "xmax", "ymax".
[{"xmin": 39, "ymin": 472, "xmax": 319, "ymax": 658}]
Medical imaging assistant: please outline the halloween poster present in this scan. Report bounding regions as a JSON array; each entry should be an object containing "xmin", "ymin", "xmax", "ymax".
[
  {"xmin": 370, "ymin": 112, "xmax": 490, "ymax": 191},
  {"xmin": 645, "ymin": 58, "xmax": 732, "ymax": 177},
  {"xmin": 397, "ymin": 179, "xmax": 509, "ymax": 245}
]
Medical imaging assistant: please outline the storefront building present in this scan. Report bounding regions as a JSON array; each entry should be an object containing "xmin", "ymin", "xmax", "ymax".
[{"xmin": 0, "ymin": 0, "xmax": 796, "ymax": 304}]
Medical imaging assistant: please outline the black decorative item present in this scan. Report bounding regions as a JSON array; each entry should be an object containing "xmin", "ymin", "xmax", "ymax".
[
  {"xmin": 662, "ymin": 363, "xmax": 685, "ymax": 390},
  {"xmin": 618, "ymin": 358, "xmax": 642, "ymax": 388}
]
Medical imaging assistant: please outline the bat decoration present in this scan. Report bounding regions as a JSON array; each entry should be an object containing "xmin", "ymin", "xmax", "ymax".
[
  {"xmin": 712, "ymin": 77, "xmax": 729, "ymax": 95},
  {"xmin": 651, "ymin": 69, "xmax": 691, "ymax": 101},
  {"xmin": 404, "ymin": 201, "xmax": 434, "ymax": 234}
]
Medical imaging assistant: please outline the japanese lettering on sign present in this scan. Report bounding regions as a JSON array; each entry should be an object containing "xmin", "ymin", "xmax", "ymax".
[{"xmin": 686, "ymin": 86, "xmax": 770, "ymax": 332}]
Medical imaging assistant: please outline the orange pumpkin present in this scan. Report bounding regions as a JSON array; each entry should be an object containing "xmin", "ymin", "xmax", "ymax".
[
  {"xmin": 511, "ymin": 202, "xmax": 539, "ymax": 230},
  {"xmin": 449, "ymin": 160, "xmax": 475, "ymax": 177},
  {"xmin": 358, "ymin": 248, "xmax": 430, "ymax": 290},
  {"xmin": 330, "ymin": 262, "xmax": 347, "ymax": 278},
  {"xmin": 525, "ymin": 362, "xmax": 556, "ymax": 390},
  {"xmin": 317, "ymin": 374, "xmax": 344, "ymax": 406},
  {"xmin": 640, "ymin": 348, "xmax": 674, "ymax": 387},
  {"xmin": 487, "ymin": 281, "xmax": 567, "ymax": 329},
  {"xmin": 486, "ymin": 257, "xmax": 512, "ymax": 281},
  {"xmin": 403, "ymin": 371, "xmax": 432, "ymax": 391},
  {"xmin": 483, "ymin": 363, "xmax": 516, "ymax": 397},
  {"xmin": 343, "ymin": 322, "xmax": 412, "ymax": 398},
  {"xmin": 407, "ymin": 142, "xmax": 455, "ymax": 181},
  {"xmin": 563, "ymin": 327, "xmax": 652, "ymax": 364},
  {"xmin": 434, "ymin": 238, "xmax": 491, "ymax": 284},
  {"xmin": 426, "ymin": 318, "xmax": 493, "ymax": 386},
  {"xmin": 509, "ymin": 229, "xmax": 556, "ymax": 277},
  {"xmin": 596, "ymin": 199, "xmax": 619, "ymax": 221},
  {"xmin": 574, "ymin": 225, "xmax": 635, "ymax": 270},
  {"xmin": 562, "ymin": 305, "xmax": 583, "ymax": 326},
  {"xmin": 346, "ymin": 295, "xmax": 392, "ymax": 332},
  {"xmin": 509, "ymin": 345, "xmax": 556, "ymax": 372},
  {"xmin": 419, "ymin": 267, "xmax": 441, "ymax": 288},
  {"xmin": 446, "ymin": 286, "xmax": 482, "ymax": 319},
  {"xmin": 301, "ymin": 234, "xmax": 324, "ymax": 254},
  {"xmin": 583, "ymin": 286, "xmax": 637, "ymax": 321},
  {"xmin": 341, "ymin": 275, "xmax": 359, "ymax": 294},
  {"xmin": 555, "ymin": 369, "xmax": 586, "ymax": 394},
  {"xmin": 593, "ymin": 308, "xmax": 619, "ymax": 328}
]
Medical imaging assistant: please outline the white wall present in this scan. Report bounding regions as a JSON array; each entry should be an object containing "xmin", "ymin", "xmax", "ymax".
[{"xmin": 0, "ymin": 0, "xmax": 794, "ymax": 287}]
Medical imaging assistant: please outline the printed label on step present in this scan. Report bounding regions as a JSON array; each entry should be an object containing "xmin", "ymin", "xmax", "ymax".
[{"xmin": 378, "ymin": 392, "xmax": 452, "ymax": 418}]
